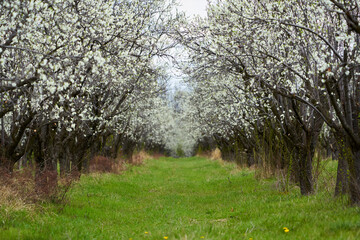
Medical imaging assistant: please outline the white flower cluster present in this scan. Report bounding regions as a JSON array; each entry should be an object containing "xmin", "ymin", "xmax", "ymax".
[
  {"xmin": 0, "ymin": 0, "xmax": 183, "ymax": 160},
  {"xmin": 174, "ymin": 0, "xmax": 360, "ymax": 156}
]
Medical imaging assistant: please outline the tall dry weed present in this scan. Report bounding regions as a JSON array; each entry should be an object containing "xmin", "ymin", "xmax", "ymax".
[
  {"xmin": 131, "ymin": 150, "xmax": 152, "ymax": 165},
  {"xmin": 0, "ymin": 165, "xmax": 78, "ymax": 210},
  {"xmin": 0, "ymin": 167, "xmax": 36, "ymax": 210},
  {"xmin": 210, "ymin": 148, "xmax": 222, "ymax": 161},
  {"xmin": 89, "ymin": 155, "xmax": 126, "ymax": 174}
]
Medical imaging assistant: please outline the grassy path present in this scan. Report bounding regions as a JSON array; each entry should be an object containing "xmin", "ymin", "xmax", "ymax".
[{"xmin": 1, "ymin": 157, "xmax": 360, "ymax": 239}]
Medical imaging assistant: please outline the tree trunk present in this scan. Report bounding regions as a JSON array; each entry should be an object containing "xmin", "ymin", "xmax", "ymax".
[
  {"xmin": 33, "ymin": 133, "xmax": 46, "ymax": 194},
  {"xmin": 348, "ymin": 147, "xmax": 360, "ymax": 204},
  {"xmin": 335, "ymin": 153, "xmax": 349, "ymax": 196},
  {"xmin": 59, "ymin": 151, "xmax": 71, "ymax": 177},
  {"xmin": 33, "ymin": 125, "xmax": 59, "ymax": 196},
  {"xmin": 334, "ymin": 136, "xmax": 349, "ymax": 196},
  {"xmin": 122, "ymin": 138, "xmax": 136, "ymax": 161},
  {"xmin": 297, "ymin": 131, "xmax": 318, "ymax": 195},
  {"xmin": 111, "ymin": 134, "xmax": 122, "ymax": 159},
  {"xmin": 246, "ymin": 150, "xmax": 255, "ymax": 167},
  {"xmin": 298, "ymin": 148, "xmax": 314, "ymax": 195}
]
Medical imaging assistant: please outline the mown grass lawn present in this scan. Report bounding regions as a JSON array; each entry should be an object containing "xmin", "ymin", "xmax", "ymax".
[{"xmin": 1, "ymin": 157, "xmax": 360, "ymax": 240}]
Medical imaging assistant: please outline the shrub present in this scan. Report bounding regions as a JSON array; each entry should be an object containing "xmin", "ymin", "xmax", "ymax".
[
  {"xmin": 0, "ymin": 165, "xmax": 78, "ymax": 208},
  {"xmin": 131, "ymin": 150, "xmax": 151, "ymax": 165},
  {"xmin": 89, "ymin": 156, "xmax": 125, "ymax": 174}
]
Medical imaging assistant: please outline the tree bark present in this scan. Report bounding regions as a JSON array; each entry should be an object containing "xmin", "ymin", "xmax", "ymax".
[
  {"xmin": 334, "ymin": 135, "xmax": 349, "ymax": 196},
  {"xmin": 298, "ymin": 147, "xmax": 314, "ymax": 195},
  {"xmin": 348, "ymin": 146, "xmax": 360, "ymax": 204}
]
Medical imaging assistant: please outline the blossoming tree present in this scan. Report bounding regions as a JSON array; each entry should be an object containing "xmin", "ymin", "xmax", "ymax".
[
  {"xmin": 175, "ymin": 0, "xmax": 360, "ymax": 203},
  {"xmin": 0, "ymin": 0, "xmax": 179, "ymax": 184}
]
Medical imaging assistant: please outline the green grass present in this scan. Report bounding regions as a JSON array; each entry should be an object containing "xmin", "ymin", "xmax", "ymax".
[{"xmin": 1, "ymin": 157, "xmax": 360, "ymax": 239}]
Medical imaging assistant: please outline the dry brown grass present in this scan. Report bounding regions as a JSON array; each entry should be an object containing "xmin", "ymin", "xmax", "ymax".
[
  {"xmin": 112, "ymin": 161, "xmax": 126, "ymax": 173},
  {"xmin": 89, "ymin": 151, "xmax": 156, "ymax": 174},
  {"xmin": 196, "ymin": 148, "xmax": 223, "ymax": 161},
  {"xmin": 210, "ymin": 148, "xmax": 222, "ymax": 161},
  {"xmin": 0, "ymin": 165, "xmax": 79, "ymax": 211},
  {"xmin": 1, "ymin": 151, "xmax": 157, "ymax": 211},
  {"xmin": 0, "ymin": 185, "xmax": 35, "ymax": 211},
  {"xmin": 89, "ymin": 155, "xmax": 126, "ymax": 174},
  {"xmin": 0, "ymin": 168, "xmax": 37, "ymax": 211},
  {"xmin": 196, "ymin": 151, "xmax": 211, "ymax": 158},
  {"xmin": 131, "ymin": 150, "xmax": 152, "ymax": 165}
]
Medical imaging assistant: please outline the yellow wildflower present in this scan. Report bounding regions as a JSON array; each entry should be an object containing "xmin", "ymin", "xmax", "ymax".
[
  {"xmin": 201, "ymin": 237, "xmax": 205, "ymax": 239},
  {"xmin": 284, "ymin": 229, "xmax": 290, "ymax": 233},
  {"xmin": 145, "ymin": 232, "xmax": 149, "ymax": 234},
  {"xmin": 164, "ymin": 237, "xmax": 168, "ymax": 239}
]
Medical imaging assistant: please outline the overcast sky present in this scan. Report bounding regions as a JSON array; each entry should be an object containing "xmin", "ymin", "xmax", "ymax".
[
  {"xmin": 177, "ymin": 0, "xmax": 208, "ymax": 17},
  {"xmin": 166, "ymin": 0, "xmax": 209, "ymax": 91}
]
